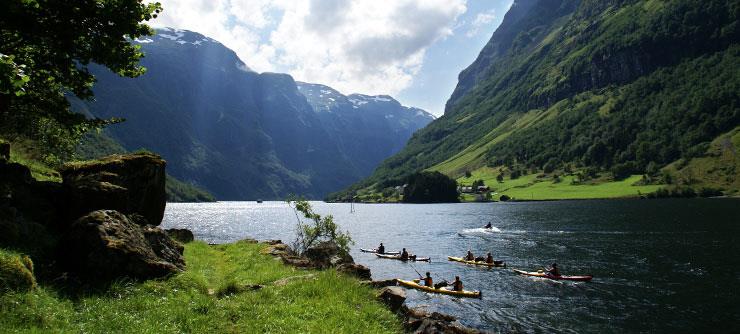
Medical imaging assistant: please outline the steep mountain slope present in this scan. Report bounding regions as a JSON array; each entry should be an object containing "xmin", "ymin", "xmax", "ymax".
[
  {"xmin": 341, "ymin": 0, "xmax": 739, "ymax": 197},
  {"xmin": 79, "ymin": 28, "xmax": 432, "ymax": 200}
]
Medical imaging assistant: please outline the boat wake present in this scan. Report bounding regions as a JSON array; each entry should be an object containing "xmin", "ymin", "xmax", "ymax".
[{"xmin": 460, "ymin": 227, "xmax": 502, "ymax": 235}]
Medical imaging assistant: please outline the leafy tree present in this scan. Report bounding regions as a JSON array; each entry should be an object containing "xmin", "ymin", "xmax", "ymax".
[
  {"xmin": 471, "ymin": 179, "xmax": 485, "ymax": 188},
  {"xmin": 0, "ymin": 0, "xmax": 162, "ymax": 163},
  {"xmin": 287, "ymin": 199, "xmax": 353, "ymax": 255},
  {"xmin": 464, "ymin": 170, "xmax": 472, "ymax": 178},
  {"xmin": 402, "ymin": 171, "xmax": 458, "ymax": 203},
  {"xmin": 496, "ymin": 173, "xmax": 504, "ymax": 182}
]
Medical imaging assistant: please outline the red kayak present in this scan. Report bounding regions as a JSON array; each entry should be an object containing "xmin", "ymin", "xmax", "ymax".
[{"xmin": 513, "ymin": 269, "xmax": 593, "ymax": 282}]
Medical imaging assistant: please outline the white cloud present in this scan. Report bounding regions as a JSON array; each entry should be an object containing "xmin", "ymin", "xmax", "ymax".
[
  {"xmin": 151, "ymin": 0, "xmax": 466, "ymax": 96},
  {"xmin": 466, "ymin": 9, "xmax": 496, "ymax": 38}
]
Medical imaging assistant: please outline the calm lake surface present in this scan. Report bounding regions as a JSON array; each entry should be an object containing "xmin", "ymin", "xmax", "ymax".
[{"xmin": 162, "ymin": 199, "xmax": 740, "ymax": 333}]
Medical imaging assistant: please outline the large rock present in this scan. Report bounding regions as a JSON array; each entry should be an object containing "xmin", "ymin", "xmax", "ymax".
[
  {"xmin": 377, "ymin": 286, "xmax": 406, "ymax": 313},
  {"xmin": 60, "ymin": 153, "xmax": 166, "ymax": 226},
  {"xmin": 62, "ymin": 210, "xmax": 184, "ymax": 281},
  {"xmin": 165, "ymin": 228, "xmax": 194, "ymax": 243},
  {"xmin": 403, "ymin": 307, "xmax": 484, "ymax": 334},
  {"xmin": 0, "ymin": 159, "xmax": 63, "ymax": 229},
  {"xmin": 337, "ymin": 263, "xmax": 371, "ymax": 280},
  {"xmin": 303, "ymin": 241, "xmax": 353, "ymax": 269}
]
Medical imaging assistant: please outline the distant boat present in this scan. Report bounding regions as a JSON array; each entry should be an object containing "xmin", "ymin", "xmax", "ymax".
[{"xmin": 256, "ymin": 199, "xmax": 263, "ymax": 203}]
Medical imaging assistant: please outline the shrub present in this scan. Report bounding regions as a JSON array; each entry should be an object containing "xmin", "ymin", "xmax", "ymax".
[
  {"xmin": 499, "ymin": 194, "xmax": 511, "ymax": 201},
  {"xmin": 287, "ymin": 199, "xmax": 353, "ymax": 256},
  {"xmin": 0, "ymin": 250, "xmax": 36, "ymax": 293},
  {"xmin": 543, "ymin": 159, "xmax": 558, "ymax": 173}
]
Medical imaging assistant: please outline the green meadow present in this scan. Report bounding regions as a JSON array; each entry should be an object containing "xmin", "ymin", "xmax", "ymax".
[
  {"xmin": 0, "ymin": 241, "xmax": 402, "ymax": 333},
  {"xmin": 458, "ymin": 167, "xmax": 663, "ymax": 201}
]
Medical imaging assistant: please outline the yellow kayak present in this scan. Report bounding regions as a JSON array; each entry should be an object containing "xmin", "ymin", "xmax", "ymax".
[
  {"xmin": 448, "ymin": 256, "xmax": 506, "ymax": 268},
  {"xmin": 396, "ymin": 279, "xmax": 482, "ymax": 298}
]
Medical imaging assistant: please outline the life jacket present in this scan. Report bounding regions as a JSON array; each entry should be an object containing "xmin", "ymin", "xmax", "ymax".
[
  {"xmin": 453, "ymin": 280, "xmax": 463, "ymax": 291},
  {"xmin": 424, "ymin": 277, "xmax": 433, "ymax": 287}
]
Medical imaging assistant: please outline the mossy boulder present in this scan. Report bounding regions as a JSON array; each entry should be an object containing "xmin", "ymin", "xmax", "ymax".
[
  {"xmin": 165, "ymin": 228, "xmax": 194, "ymax": 243},
  {"xmin": 61, "ymin": 152, "xmax": 167, "ymax": 226},
  {"xmin": 0, "ymin": 250, "xmax": 36, "ymax": 293},
  {"xmin": 62, "ymin": 210, "xmax": 184, "ymax": 281}
]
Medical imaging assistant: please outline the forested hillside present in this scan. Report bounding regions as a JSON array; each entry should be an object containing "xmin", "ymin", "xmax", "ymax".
[{"xmin": 335, "ymin": 0, "xmax": 739, "ymax": 200}]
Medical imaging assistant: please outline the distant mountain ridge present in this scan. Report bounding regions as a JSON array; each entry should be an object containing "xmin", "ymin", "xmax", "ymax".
[{"xmin": 77, "ymin": 28, "xmax": 433, "ymax": 200}]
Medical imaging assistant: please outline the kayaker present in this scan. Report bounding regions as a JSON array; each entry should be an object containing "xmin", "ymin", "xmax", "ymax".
[
  {"xmin": 486, "ymin": 252, "xmax": 494, "ymax": 264},
  {"xmin": 464, "ymin": 250, "xmax": 475, "ymax": 261},
  {"xmin": 400, "ymin": 248, "xmax": 409, "ymax": 260},
  {"xmin": 377, "ymin": 243, "xmax": 385, "ymax": 254},
  {"xmin": 452, "ymin": 276, "xmax": 463, "ymax": 291},
  {"xmin": 423, "ymin": 272, "xmax": 433, "ymax": 287},
  {"xmin": 484, "ymin": 222, "xmax": 492, "ymax": 229},
  {"xmin": 546, "ymin": 263, "xmax": 560, "ymax": 276}
]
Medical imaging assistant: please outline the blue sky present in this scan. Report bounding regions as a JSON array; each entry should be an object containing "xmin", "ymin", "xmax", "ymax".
[{"xmin": 154, "ymin": 0, "xmax": 514, "ymax": 116}]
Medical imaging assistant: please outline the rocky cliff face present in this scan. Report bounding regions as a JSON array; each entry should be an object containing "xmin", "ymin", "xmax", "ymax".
[{"xmin": 77, "ymin": 28, "xmax": 433, "ymax": 200}]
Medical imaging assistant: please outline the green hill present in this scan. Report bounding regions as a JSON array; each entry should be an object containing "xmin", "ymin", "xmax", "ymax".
[{"xmin": 333, "ymin": 0, "xmax": 740, "ymax": 201}]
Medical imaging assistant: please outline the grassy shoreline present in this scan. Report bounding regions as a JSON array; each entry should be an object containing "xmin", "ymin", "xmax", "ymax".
[{"xmin": 0, "ymin": 241, "xmax": 402, "ymax": 333}]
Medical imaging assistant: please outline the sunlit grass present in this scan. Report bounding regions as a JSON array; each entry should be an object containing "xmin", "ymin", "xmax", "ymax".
[
  {"xmin": 0, "ymin": 241, "xmax": 402, "ymax": 333},
  {"xmin": 458, "ymin": 168, "xmax": 663, "ymax": 201}
]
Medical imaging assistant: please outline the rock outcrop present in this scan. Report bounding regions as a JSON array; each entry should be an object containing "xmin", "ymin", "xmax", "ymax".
[
  {"xmin": 1, "ymin": 144, "xmax": 182, "ymax": 283},
  {"xmin": 402, "ymin": 307, "xmax": 484, "ymax": 334},
  {"xmin": 165, "ymin": 228, "xmax": 194, "ymax": 243},
  {"xmin": 337, "ymin": 263, "xmax": 371, "ymax": 280},
  {"xmin": 62, "ymin": 210, "xmax": 184, "ymax": 281},
  {"xmin": 60, "ymin": 152, "xmax": 166, "ymax": 226},
  {"xmin": 303, "ymin": 241, "xmax": 354, "ymax": 269},
  {"xmin": 376, "ymin": 286, "xmax": 406, "ymax": 313}
]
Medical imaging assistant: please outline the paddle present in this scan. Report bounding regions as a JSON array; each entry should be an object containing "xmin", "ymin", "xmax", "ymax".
[{"xmin": 409, "ymin": 262, "xmax": 423, "ymax": 279}]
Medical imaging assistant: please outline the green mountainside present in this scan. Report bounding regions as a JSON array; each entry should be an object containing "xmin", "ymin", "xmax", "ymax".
[{"xmin": 333, "ymin": 0, "xmax": 740, "ymax": 201}]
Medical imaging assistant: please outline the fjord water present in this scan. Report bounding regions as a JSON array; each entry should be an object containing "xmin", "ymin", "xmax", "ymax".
[{"xmin": 162, "ymin": 199, "xmax": 740, "ymax": 333}]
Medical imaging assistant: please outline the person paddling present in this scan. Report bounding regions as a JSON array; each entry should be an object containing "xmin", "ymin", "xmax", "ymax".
[
  {"xmin": 464, "ymin": 250, "xmax": 475, "ymax": 261},
  {"xmin": 377, "ymin": 242, "xmax": 385, "ymax": 254},
  {"xmin": 451, "ymin": 276, "xmax": 464, "ymax": 291},
  {"xmin": 400, "ymin": 248, "xmax": 409, "ymax": 260},
  {"xmin": 486, "ymin": 252, "xmax": 494, "ymax": 264},
  {"xmin": 484, "ymin": 222, "xmax": 492, "ymax": 229},
  {"xmin": 423, "ymin": 272, "xmax": 433, "ymax": 287},
  {"xmin": 546, "ymin": 263, "xmax": 560, "ymax": 276}
]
